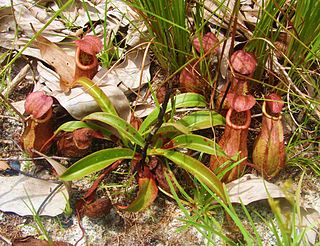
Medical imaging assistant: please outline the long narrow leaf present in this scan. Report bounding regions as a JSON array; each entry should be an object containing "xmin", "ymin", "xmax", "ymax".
[
  {"xmin": 178, "ymin": 110, "xmax": 225, "ymax": 131},
  {"xmin": 83, "ymin": 112, "xmax": 145, "ymax": 147},
  {"xmin": 149, "ymin": 148, "xmax": 226, "ymax": 202},
  {"xmin": 54, "ymin": 121, "xmax": 112, "ymax": 139},
  {"xmin": 76, "ymin": 77, "xmax": 118, "ymax": 116},
  {"xmin": 60, "ymin": 148, "xmax": 134, "ymax": 181},
  {"xmin": 156, "ymin": 122, "xmax": 191, "ymax": 135},
  {"xmin": 139, "ymin": 93, "xmax": 207, "ymax": 134},
  {"xmin": 165, "ymin": 134, "xmax": 225, "ymax": 156}
]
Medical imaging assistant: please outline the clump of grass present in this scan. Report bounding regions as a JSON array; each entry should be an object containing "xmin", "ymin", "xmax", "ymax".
[{"xmin": 127, "ymin": 0, "xmax": 191, "ymax": 73}]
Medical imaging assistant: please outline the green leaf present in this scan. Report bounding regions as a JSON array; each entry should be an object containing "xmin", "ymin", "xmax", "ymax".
[
  {"xmin": 118, "ymin": 177, "xmax": 158, "ymax": 212},
  {"xmin": 178, "ymin": 110, "xmax": 225, "ymax": 131},
  {"xmin": 60, "ymin": 148, "xmax": 134, "ymax": 181},
  {"xmin": 76, "ymin": 77, "xmax": 118, "ymax": 116},
  {"xmin": 83, "ymin": 112, "xmax": 145, "ymax": 147},
  {"xmin": 148, "ymin": 148, "xmax": 226, "ymax": 202},
  {"xmin": 156, "ymin": 122, "xmax": 191, "ymax": 135},
  {"xmin": 167, "ymin": 92, "xmax": 207, "ymax": 111},
  {"xmin": 54, "ymin": 121, "xmax": 112, "ymax": 139},
  {"xmin": 166, "ymin": 134, "xmax": 225, "ymax": 156},
  {"xmin": 139, "ymin": 93, "xmax": 207, "ymax": 134}
]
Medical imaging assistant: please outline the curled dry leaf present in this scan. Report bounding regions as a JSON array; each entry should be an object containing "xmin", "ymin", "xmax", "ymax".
[
  {"xmin": 193, "ymin": 32, "xmax": 220, "ymax": 54},
  {"xmin": 54, "ymin": 84, "xmax": 131, "ymax": 121},
  {"xmin": 227, "ymin": 174, "xmax": 320, "ymax": 245},
  {"xmin": 0, "ymin": 160, "xmax": 10, "ymax": 171},
  {"xmin": 12, "ymin": 236, "xmax": 72, "ymax": 246},
  {"xmin": 230, "ymin": 50, "xmax": 257, "ymax": 76},
  {"xmin": 226, "ymin": 174, "xmax": 285, "ymax": 204},
  {"xmin": 35, "ymin": 34, "xmax": 75, "ymax": 92},
  {"xmin": 0, "ymin": 176, "xmax": 68, "ymax": 216},
  {"xmin": 25, "ymin": 91, "xmax": 53, "ymax": 119}
]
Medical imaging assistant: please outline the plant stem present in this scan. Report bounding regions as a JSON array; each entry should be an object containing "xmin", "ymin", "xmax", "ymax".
[{"xmin": 138, "ymin": 83, "xmax": 172, "ymax": 169}]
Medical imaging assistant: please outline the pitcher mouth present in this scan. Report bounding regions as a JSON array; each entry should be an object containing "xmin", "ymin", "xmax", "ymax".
[
  {"xmin": 76, "ymin": 47, "xmax": 98, "ymax": 70},
  {"xmin": 226, "ymin": 108, "xmax": 251, "ymax": 130},
  {"xmin": 262, "ymin": 101, "xmax": 282, "ymax": 120}
]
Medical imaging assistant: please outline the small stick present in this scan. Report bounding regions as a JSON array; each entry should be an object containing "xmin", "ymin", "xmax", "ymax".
[{"xmin": 3, "ymin": 64, "xmax": 30, "ymax": 96}]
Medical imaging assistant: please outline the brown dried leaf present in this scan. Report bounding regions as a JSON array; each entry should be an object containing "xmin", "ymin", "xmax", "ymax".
[
  {"xmin": 0, "ymin": 160, "xmax": 10, "ymax": 171},
  {"xmin": 226, "ymin": 174, "xmax": 285, "ymax": 205},
  {"xmin": 226, "ymin": 174, "xmax": 320, "ymax": 245},
  {"xmin": 35, "ymin": 34, "xmax": 75, "ymax": 91},
  {"xmin": 13, "ymin": 236, "xmax": 72, "ymax": 246},
  {"xmin": 0, "ymin": 176, "xmax": 69, "ymax": 216}
]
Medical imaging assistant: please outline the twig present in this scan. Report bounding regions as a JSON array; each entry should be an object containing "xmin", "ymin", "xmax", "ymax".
[
  {"xmin": 3, "ymin": 64, "xmax": 30, "ymax": 96},
  {"xmin": 0, "ymin": 156, "xmax": 71, "ymax": 161},
  {"xmin": 138, "ymin": 83, "xmax": 172, "ymax": 169},
  {"xmin": 0, "ymin": 234, "xmax": 11, "ymax": 245},
  {"xmin": 36, "ymin": 182, "xmax": 64, "ymax": 215}
]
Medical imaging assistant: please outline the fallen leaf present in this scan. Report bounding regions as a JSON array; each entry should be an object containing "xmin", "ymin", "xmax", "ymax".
[
  {"xmin": 0, "ymin": 175, "xmax": 69, "ymax": 216},
  {"xmin": 12, "ymin": 236, "xmax": 72, "ymax": 246},
  {"xmin": 226, "ymin": 174, "xmax": 286, "ymax": 205},
  {"xmin": 226, "ymin": 174, "xmax": 320, "ymax": 245},
  {"xmin": 95, "ymin": 49, "xmax": 151, "ymax": 91},
  {"xmin": 54, "ymin": 84, "xmax": 131, "ymax": 121},
  {"xmin": 31, "ymin": 149, "xmax": 71, "ymax": 193},
  {"xmin": 0, "ymin": 160, "xmax": 10, "ymax": 171},
  {"xmin": 35, "ymin": 34, "xmax": 75, "ymax": 91},
  {"xmin": 277, "ymin": 199, "xmax": 320, "ymax": 245}
]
